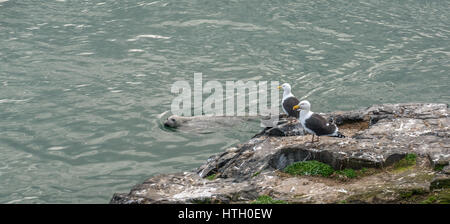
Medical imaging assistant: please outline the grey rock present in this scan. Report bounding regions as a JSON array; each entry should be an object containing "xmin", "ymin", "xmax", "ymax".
[
  {"xmin": 443, "ymin": 165, "xmax": 450, "ymax": 175},
  {"xmin": 111, "ymin": 103, "xmax": 449, "ymax": 204},
  {"xmin": 430, "ymin": 174, "xmax": 450, "ymax": 190}
]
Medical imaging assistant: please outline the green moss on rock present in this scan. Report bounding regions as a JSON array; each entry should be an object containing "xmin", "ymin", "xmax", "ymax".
[
  {"xmin": 421, "ymin": 189, "xmax": 450, "ymax": 204},
  {"xmin": 430, "ymin": 177, "xmax": 450, "ymax": 190},
  {"xmin": 283, "ymin": 160, "xmax": 334, "ymax": 177},
  {"xmin": 252, "ymin": 171, "xmax": 261, "ymax": 177},
  {"xmin": 336, "ymin": 169, "xmax": 357, "ymax": 179},
  {"xmin": 421, "ymin": 195, "xmax": 438, "ymax": 204},
  {"xmin": 434, "ymin": 164, "xmax": 446, "ymax": 171},
  {"xmin": 251, "ymin": 195, "xmax": 288, "ymax": 204},
  {"xmin": 399, "ymin": 188, "xmax": 427, "ymax": 199},
  {"xmin": 206, "ymin": 174, "xmax": 217, "ymax": 180},
  {"xmin": 393, "ymin": 153, "xmax": 417, "ymax": 171},
  {"xmin": 191, "ymin": 197, "xmax": 212, "ymax": 204}
]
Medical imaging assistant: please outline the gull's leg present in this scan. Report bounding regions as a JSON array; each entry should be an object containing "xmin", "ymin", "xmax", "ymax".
[{"xmin": 311, "ymin": 135, "xmax": 315, "ymax": 143}]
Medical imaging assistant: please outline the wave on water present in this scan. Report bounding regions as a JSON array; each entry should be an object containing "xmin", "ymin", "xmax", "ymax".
[
  {"xmin": 0, "ymin": 98, "xmax": 31, "ymax": 104},
  {"xmin": 127, "ymin": 34, "xmax": 171, "ymax": 42}
]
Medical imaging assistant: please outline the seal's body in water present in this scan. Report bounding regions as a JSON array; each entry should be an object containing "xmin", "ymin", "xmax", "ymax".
[
  {"xmin": 164, "ymin": 114, "xmax": 305, "ymax": 137},
  {"xmin": 164, "ymin": 115, "xmax": 262, "ymax": 133}
]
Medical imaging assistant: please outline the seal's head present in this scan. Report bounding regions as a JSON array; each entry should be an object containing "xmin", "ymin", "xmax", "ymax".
[{"xmin": 164, "ymin": 115, "xmax": 185, "ymax": 128}]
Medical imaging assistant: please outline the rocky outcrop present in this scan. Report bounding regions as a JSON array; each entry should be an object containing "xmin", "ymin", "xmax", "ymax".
[{"xmin": 111, "ymin": 103, "xmax": 449, "ymax": 204}]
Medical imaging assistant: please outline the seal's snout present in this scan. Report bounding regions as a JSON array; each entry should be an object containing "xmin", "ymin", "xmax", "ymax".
[
  {"xmin": 164, "ymin": 115, "xmax": 179, "ymax": 128},
  {"xmin": 163, "ymin": 120, "xmax": 170, "ymax": 127}
]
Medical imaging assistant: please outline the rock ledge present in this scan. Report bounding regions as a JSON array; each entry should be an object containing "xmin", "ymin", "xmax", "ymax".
[{"xmin": 111, "ymin": 103, "xmax": 449, "ymax": 204}]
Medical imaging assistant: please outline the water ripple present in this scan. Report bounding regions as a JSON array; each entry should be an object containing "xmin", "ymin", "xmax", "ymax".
[{"xmin": 0, "ymin": 0, "xmax": 449, "ymax": 203}]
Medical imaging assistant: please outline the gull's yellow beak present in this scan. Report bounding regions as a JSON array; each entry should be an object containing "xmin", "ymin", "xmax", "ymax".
[
  {"xmin": 293, "ymin": 105, "xmax": 300, "ymax": 110},
  {"xmin": 277, "ymin": 86, "xmax": 282, "ymax": 89}
]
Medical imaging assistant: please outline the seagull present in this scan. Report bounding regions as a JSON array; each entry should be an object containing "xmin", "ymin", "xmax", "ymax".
[
  {"xmin": 293, "ymin": 100, "xmax": 345, "ymax": 143},
  {"xmin": 278, "ymin": 83, "xmax": 300, "ymax": 122}
]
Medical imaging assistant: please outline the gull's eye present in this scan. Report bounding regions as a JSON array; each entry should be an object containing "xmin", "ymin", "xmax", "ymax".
[{"xmin": 171, "ymin": 118, "xmax": 176, "ymax": 122}]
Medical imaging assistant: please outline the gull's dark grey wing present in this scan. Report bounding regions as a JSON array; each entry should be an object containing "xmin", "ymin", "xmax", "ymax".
[
  {"xmin": 304, "ymin": 113, "xmax": 337, "ymax": 136},
  {"xmin": 282, "ymin": 97, "xmax": 300, "ymax": 118}
]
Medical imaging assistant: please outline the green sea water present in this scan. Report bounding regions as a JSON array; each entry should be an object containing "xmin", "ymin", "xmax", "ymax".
[{"xmin": 0, "ymin": 0, "xmax": 449, "ymax": 203}]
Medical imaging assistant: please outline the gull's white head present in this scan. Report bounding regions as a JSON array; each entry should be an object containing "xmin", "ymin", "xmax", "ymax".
[
  {"xmin": 277, "ymin": 83, "xmax": 291, "ymax": 92},
  {"xmin": 293, "ymin": 100, "xmax": 311, "ymax": 111}
]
